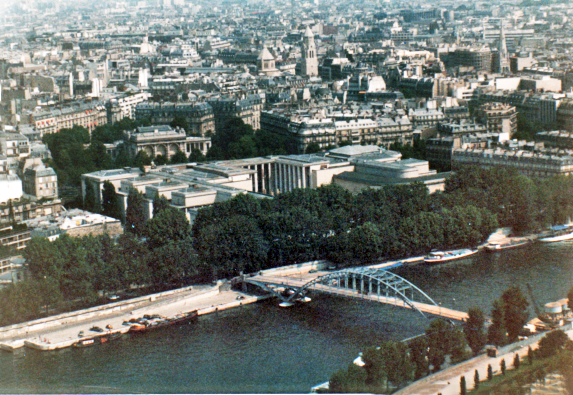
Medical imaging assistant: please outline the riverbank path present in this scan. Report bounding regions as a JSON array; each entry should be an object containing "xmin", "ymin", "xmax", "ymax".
[{"xmin": 394, "ymin": 324, "xmax": 573, "ymax": 395}]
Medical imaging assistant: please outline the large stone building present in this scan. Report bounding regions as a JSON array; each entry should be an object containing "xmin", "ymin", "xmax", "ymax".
[
  {"xmin": 261, "ymin": 110, "xmax": 413, "ymax": 152},
  {"xmin": 105, "ymin": 92, "xmax": 152, "ymax": 123},
  {"xmin": 22, "ymin": 165, "xmax": 58, "ymax": 200},
  {"xmin": 135, "ymin": 102, "xmax": 215, "ymax": 136},
  {"xmin": 207, "ymin": 96, "xmax": 263, "ymax": 132},
  {"xmin": 474, "ymin": 103, "xmax": 517, "ymax": 138},
  {"xmin": 441, "ymin": 47, "xmax": 492, "ymax": 72},
  {"xmin": 452, "ymin": 147, "xmax": 573, "ymax": 177},
  {"xmin": 123, "ymin": 125, "xmax": 211, "ymax": 161},
  {"xmin": 82, "ymin": 145, "xmax": 449, "ymax": 223},
  {"xmin": 31, "ymin": 102, "xmax": 107, "ymax": 136}
]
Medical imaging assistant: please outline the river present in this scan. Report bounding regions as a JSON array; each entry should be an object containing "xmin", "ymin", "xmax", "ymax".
[{"xmin": 1, "ymin": 242, "xmax": 572, "ymax": 393}]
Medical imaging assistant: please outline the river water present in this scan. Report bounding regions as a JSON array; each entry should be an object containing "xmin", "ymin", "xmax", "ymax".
[{"xmin": 1, "ymin": 242, "xmax": 572, "ymax": 393}]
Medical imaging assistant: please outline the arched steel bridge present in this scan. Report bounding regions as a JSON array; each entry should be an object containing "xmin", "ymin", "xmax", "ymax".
[{"xmin": 244, "ymin": 267, "xmax": 468, "ymax": 321}]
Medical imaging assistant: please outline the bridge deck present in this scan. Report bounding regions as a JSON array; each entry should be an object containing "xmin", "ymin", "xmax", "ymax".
[{"xmin": 248, "ymin": 275, "xmax": 468, "ymax": 321}]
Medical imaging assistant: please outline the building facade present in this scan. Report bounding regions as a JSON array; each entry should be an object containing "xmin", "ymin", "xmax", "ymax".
[
  {"xmin": 135, "ymin": 102, "xmax": 215, "ymax": 136},
  {"xmin": 31, "ymin": 102, "xmax": 107, "ymax": 136},
  {"xmin": 124, "ymin": 125, "xmax": 211, "ymax": 161}
]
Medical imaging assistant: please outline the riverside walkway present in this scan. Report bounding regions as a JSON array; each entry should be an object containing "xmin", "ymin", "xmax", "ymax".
[
  {"xmin": 0, "ymin": 284, "xmax": 265, "ymax": 352},
  {"xmin": 394, "ymin": 323, "xmax": 573, "ymax": 395}
]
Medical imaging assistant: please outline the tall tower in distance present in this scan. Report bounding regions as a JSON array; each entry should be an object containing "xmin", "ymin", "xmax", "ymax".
[
  {"xmin": 497, "ymin": 20, "xmax": 510, "ymax": 74},
  {"xmin": 301, "ymin": 26, "xmax": 319, "ymax": 77}
]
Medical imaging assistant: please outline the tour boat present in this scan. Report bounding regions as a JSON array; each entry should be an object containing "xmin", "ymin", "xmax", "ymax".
[
  {"xmin": 538, "ymin": 225, "xmax": 573, "ymax": 243},
  {"xmin": 423, "ymin": 248, "xmax": 478, "ymax": 264},
  {"xmin": 485, "ymin": 239, "xmax": 530, "ymax": 251}
]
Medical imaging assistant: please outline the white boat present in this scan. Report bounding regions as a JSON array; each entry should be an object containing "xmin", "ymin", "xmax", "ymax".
[
  {"xmin": 538, "ymin": 227, "xmax": 573, "ymax": 243},
  {"xmin": 485, "ymin": 239, "xmax": 530, "ymax": 251},
  {"xmin": 424, "ymin": 248, "xmax": 478, "ymax": 264}
]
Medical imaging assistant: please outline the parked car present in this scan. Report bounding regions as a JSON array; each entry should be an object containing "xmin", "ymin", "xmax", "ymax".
[{"xmin": 90, "ymin": 326, "xmax": 104, "ymax": 333}]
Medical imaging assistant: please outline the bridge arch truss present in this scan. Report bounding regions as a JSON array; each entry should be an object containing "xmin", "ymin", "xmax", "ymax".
[{"xmin": 246, "ymin": 267, "xmax": 440, "ymax": 319}]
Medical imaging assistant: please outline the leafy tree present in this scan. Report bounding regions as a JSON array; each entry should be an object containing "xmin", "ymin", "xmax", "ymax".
[
  {"xmin": 537, "ymin": 329, "xmax": 572, "ymax": 358},
  {"xmin": 154, "ymin": 154, "xmax": 168, "ymax": 166},
  {"xmin": 189, "ymin": 148, "xmax": 206, "ymax": 163},
  {"xmin": 194, "ymin": 214, "xmax": 268, "ymax": 277},
  {"xmin": 152, "ymin": 192, "xmax": 170, "ymax": 216},
  {"xmin": 305, "ymin": 142, "xmax": 321, "ymax": 154},
  {"xmin": 328, "ymin": 363, "xmax": 367, "ymax": 393},
  {"xmin": 487, "ymin": 364, "xmax": 493, "ymax": 381},
  {"xmin": 474, "ymin": 369, "xmax": 480, "ymax": 389},
  {"xmin": 170, "ymin": 115, "xmax": 190, "ymax": 133},
  {"xmin": 125, "ymin": 188, "xmax": 147, "ymax": 236},
  {"xmin": 487, "ymin": 299, "xmax": 507, "ymax": 347},
  {"xmin": 426, "ymin": 319, "xmax": 448, "ymax": 371},
  {"xmin": 408, "ymin": 336, "xmax": 430, "ymax": 379},
  {"xmin": 381, "ymin": 341, "xmax": 415, "ymax": 388},
  {"xmin": 116, "ymin": 233, "xmax": 151, "ymax": 287},
  {"xmin": 134, "ymin": 150, "xmax": 152, "ymax": 170},
  {"xmin": 361, "ymin": 346, "xmax": 387, "ymax": 386},
  {"xmin": 501, "ymin": 286, "xmax": 529, "ymax": 343},
  {"xmin": 255, "ymin": 129, "xmax": 299, "ymax": 156},
  {"xmin": 464, "ymin": 307, "xmax": 487, "ymax": 355},
  {"xmin": 148, "ymin": 240, "xmax": 198, "ymax": 286},
  {"xmin": 500, "ymin": 358, "xmax": 506, "ymax": 375},
  {"xmin": 101, "ymin": 181, "xmax": 121, "ymax": 219},
  {"xmin": 207, "ymin": 117, "xmax": 257, "ymax": 160},
  {"xmin": 528, "ymin": 346, "xmax": 533, "ymax": 365},
  {"xmin": 145, "ymin": 206, "xmax": 191, "ymax": 249},
  {"xmin": 88, "ymin": 141, "xmax": 114, "ymax": 170},
  {"xmin": 349, "ymin": 222, "xmax": 384, "ymax": 264},
  {"xmin": 170, "ymin": 150, "xmax": 188, "ymax": 164},
  {"xmin": 83, "ymin": 181, "xmax": 100, "ymax": 213}
]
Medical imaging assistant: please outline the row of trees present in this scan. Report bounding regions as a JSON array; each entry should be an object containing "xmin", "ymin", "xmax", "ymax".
[
  {"xmin": 444, "ymin": 166, "xmax": 573, "ymax": 232},
  {"xmin": 11, "ymin": 166, "xmax": 567, "ymax": 325},
  {"xmin": 462, "ymin": 331, "xmax": 573, "ymax": 394},
  {"xmin": 329, "ymin": 286, "xmax": 531, "ymax": 393},
  {"xmin": 0, "ymin": 197, "xmax": 210, "ymax": 326},
  {"xmin": 329, "ymin": 317, "xmax": 469, "ymax": 393}
]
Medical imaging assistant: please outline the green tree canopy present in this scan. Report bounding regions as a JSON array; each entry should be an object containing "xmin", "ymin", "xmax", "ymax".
[
  {"xmin": 501, "ymin": 286, "xmax": 529, "ymax": 343},
  {"xmin": 464, "ymin": 307, "xmax": 488, "ymax": 356},
  {"xmin": 125, "ymin": 188, "xmax": 147, "ymax": 236},
  {"xmin": 101, "ymin": 181, "xmax": 121, "ymax": 219}
]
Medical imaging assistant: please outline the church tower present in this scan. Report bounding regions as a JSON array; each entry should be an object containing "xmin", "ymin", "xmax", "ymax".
[
  {"xmin": 497, "ymin": 21, "xmax": 510, "ymax": 74},
  {"xmin": 301, "ymin": 26, "xmax": 319, "ymax": 77}
]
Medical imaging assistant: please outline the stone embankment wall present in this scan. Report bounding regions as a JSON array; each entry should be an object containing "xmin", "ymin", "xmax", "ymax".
[{"xmin": 0, "ymin": 285, "xmax": 217, "ymax": 341}]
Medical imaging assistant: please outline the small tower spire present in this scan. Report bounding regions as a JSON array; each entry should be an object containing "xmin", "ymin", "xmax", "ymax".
[{"xmin": 497, "ymin": 20, "xmax": 510, "ymax": 73}]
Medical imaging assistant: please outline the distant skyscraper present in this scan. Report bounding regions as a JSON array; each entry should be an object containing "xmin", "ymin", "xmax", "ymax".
[
  {"xmin": 301, "ymin": 26, "xmax": 318, "ymax": 77},
  {"xmin": 497, "ymin": 21, "xmax": 510, "ymax": 74}
]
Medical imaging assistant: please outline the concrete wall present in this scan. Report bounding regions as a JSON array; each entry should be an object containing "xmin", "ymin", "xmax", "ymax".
[
  {"xmin": 312, "ymin": 165, "xmax": 354, "ymax": 188},
  {"xmin": 65, "ymin": 221, "xmax": 123, "ymax": 238}
]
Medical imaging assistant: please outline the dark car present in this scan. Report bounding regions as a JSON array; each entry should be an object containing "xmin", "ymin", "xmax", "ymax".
[{"xmin": 90, "ymin": 326, "xmax": 104, "ymax": 333}]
